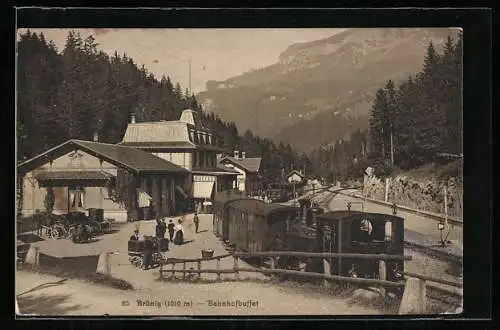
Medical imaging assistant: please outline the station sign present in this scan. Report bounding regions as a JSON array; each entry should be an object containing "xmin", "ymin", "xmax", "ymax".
[{"xmin": 193, "ymin": 175, "xmax": 216, "ymax": 182}]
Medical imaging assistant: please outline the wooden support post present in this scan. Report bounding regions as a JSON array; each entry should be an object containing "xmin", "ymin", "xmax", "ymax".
[
  {"xmin": 152, "ymin": 177, "xmax": 160, "ymax": 221},
  {"xmin": 444, "ymin": 185, "xmax": 449, "ymax": 229},
  {"xmin": 159, "ymin": 262, "xmax": 164, "ymax": 280},
  {"xmin": 197, "ymin": 261, "xmax": 201, "ymax": 279},
  {"xmin": 171, "ymin": 263, "xmax": 175, "ymax": 279},
  {"xmin": 379, "ymin": 260, "xmax": 387, "ymax": 298},
  {"xmin": 233, "ymin": 255, "xmax": 240, "ymax": 279},
  {"xmin": 385, "ymin": 178, "xmax": 390, "ymax": 203},
  {"xmin": 337, "ymin": 221, "xmax": 343, "ymax": 275},
  {"xmin": 216, "ymin": 258, "xmax": 221, "ymax": 281},
  {"xmin": 171, "ymin": 178, "xmax": 176, "ymax": 215},
  {"xmin": 323, "ymin": 258, "xmax": 331, "ymax": 288},
  {"xmin": 270, "ymin": 257, "xmax": 276, "ymax": 269},
  {"xmin": 182, "ymin": 262, "xmax": 186, "ymax": 280},
  {"xmin": 161, "ymin": 177, "xmax": 168, "ymax": 217},
  {"xmin": 399, "ymin": 277, "xmax": 427, "ymax": 315}
]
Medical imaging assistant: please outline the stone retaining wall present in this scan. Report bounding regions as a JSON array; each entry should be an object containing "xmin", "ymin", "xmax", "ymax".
[{"xmin": 363, "ymin": 168, "xmax": 463, "ymax": 219}]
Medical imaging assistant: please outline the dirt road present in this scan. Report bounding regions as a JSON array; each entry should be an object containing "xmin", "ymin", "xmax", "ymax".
[{"xmin": 16, "ymin": 270, "xmax": 381, "ymax": 316}]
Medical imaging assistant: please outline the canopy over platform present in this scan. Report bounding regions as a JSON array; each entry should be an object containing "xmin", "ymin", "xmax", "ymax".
[
  {"xmin": 34, "ymin": 170, "xmax": 114, "ymax": 187},
  {"xmin": 193, "ymin": 181, "xmax": 215, "ymax": 199}
]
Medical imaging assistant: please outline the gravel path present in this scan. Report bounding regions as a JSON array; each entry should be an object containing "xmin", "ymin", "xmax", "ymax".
[{"xmin": 16, "ymin": 270, "xmax": 381, "ymax": 316}]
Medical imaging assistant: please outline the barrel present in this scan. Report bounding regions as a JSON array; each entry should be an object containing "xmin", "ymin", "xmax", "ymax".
[{"xmin": 201, "ymin": 249, "xmax": 214, "ymax": 259}]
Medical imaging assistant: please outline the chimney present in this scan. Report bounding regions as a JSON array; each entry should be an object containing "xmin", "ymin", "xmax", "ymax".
[
  {"xmin": 241, "ymin": 152, "xmax": 246, "ymax": 159},
  {"xmin": 93, "ymin": 132, "xmax": 99, "ymax": 142},
  {"xmin": 130, "ymin": 113, "xmax": 136, "ymax": 124},
  {"xmin": 233, "ymin": 150, "xmax": 239, "ymax": 159}
]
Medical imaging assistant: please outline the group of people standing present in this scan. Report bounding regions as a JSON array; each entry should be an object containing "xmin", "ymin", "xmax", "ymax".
[{"xmin": 129, "ymin": 213, "xmax": 201, "ymax": 270}]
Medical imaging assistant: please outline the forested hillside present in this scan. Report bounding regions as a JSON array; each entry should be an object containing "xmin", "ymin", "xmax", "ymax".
[
  {"xmin": 308, "ymin": 33, "xmax": 463, "ymax": 182},
  {"xmin": 368, "ymin": 34, "xmax": 463, "ymax": 171},
  {"xmin": 17, "ymin": 30, "xmax": 462, "ymax": 187},
  {"xmin": 16, "ymin": 30, "xmax": 310, "ymax": 187}
]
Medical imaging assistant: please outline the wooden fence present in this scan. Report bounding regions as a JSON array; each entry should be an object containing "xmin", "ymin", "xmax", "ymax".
[{"xmin": 158, "ymin": 251, "xmax": 412, "ymax": 293}]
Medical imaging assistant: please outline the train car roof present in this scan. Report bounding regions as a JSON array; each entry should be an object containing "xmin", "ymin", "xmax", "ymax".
[
  {"xmin": 317, "ymin": 210, "xmax": 404, "ymax": 223},
  {"xmin": 213, "ymin": 191, "xmax": 248, "ymax": 205},
  {"xmin": 227, "ymin": 198, "xmax": 299, "ymax": 217}
]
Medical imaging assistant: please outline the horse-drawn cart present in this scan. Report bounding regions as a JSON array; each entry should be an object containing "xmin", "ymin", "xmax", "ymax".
[{"xmin": 128, "ymin": 237, "xmax": 169, "ymax": 268}]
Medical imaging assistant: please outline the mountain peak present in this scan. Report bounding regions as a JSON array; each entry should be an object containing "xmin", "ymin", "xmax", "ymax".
[{"xmin": 197, "ymin": 28, "xmax": 459, "ymax": 151}]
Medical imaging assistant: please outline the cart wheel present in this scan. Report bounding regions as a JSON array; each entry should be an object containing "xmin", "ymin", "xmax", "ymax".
[
  {"xmin": 68, "ymin": 227, "xmax": 75, "ymax": 240},
  {"xmin": 50, "ymin": 228, "xmax": 61, "ymax": 240}
]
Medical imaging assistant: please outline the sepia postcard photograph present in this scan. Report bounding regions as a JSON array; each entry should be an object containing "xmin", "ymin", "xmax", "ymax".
[{"xmin": 15, "ymin": 19, "xmax": 465, "ymax": 317}]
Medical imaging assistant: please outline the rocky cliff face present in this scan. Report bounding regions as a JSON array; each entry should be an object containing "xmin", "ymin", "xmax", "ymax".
[{"xmin": 363, "ymin": 162, "xmax": 463, "ymax": 218}]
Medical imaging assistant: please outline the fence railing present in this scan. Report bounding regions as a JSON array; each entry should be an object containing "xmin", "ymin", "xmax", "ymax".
[
  {"xmin": 404, "ymin": 271, "xmax": 463, "ymax": 289},
  {"xmin": 158, "ymin": 251, "xmax": 412, "ymax": 292},
  {"xmin": 338, "ymin": 190, "xmax": 463, "ymax": 226}
]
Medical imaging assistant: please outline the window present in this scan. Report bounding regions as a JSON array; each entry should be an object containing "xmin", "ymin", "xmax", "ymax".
[
  {"xmin": 385, "ymin": 221, "xmax": 392, "ymax": 241},
  {"xmin": 285, "ymin": 216, "xmax": 291, "ymax": 232},
  {"xmin": 199, "ymin": 152, "xmax": 204, "ymax": 168},
  {"xmin": 69, "ymin": 186, "xmax": 85, "ymax": 208},
  {"xmin": 353, "ymin": 218, "xmax": 373, "ymax": 243},
  {"xmin": 208, "ymin": 152, "xmax": 213, "ymax": 167}
]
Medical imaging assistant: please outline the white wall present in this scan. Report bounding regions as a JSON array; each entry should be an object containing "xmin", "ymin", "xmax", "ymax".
[
  {"xmin": 220, "ymin": 162, "xmax": 246, "ymax": 192},
  {"xmin": 154, "ymin": 151, "xmax": 192, "ymax": 171},
  {"xmin": 20, "ymin": 150, "xmax": 126, "ymax": 220},
  {"xmin": 287, "ymin": 173, "xmax": 303, "ymax": 183}
]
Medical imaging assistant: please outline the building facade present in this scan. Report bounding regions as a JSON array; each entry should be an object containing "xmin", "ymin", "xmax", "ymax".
[
  {"xmin": 120, "ymin": 110, "xmax": 238, "ymax": 205},
  {"xmin": 286, "ymin": 170, "xmax": 305, "ymax": 184},
  {"xmin": 17, "ymin": 109, "xmax": 241, "ymax": 221},
  {"xmin": 219, "ymin": 151, "xmax": 262, "ymax": 196},
  {"xmin": 17, "ymin": 139, "xmax": 188, "ymax": 222}
]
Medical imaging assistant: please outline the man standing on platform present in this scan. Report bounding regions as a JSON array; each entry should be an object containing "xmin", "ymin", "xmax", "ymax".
[
  {"xmin": 143, "ymin": 236, "xmax": 154, "ymax": 270},
  {"xmin": 167, "ymin": 219, "xmax": 175, "ymax": 241},
  {"xmin": 193, "ymin": 212, "xmax": 200, "ymax": 233}
]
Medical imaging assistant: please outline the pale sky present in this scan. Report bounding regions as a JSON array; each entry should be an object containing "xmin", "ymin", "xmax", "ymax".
[{"xmin": 17, "ymin": 28, "xmax": 345, "ymax": 94}]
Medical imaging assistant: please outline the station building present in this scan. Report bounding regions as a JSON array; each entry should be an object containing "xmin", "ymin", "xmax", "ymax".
[{"xmin": 17, "ymin": 109, "xmax": 240, "ymax": 222}]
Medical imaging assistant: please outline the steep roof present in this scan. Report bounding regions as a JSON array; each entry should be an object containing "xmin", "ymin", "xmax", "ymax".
[
  {"xmin": 220, "ymin": 156, "xmax": 262, "ymax": 173},
  {"xmin": 192, "ymin": 166, "xmax": 239, "ymax": 176},
  {"xmin": 227, "ymin": 198, "xmax": 299, "ymax": 217},
  {"xmin": 119, "ymin": 120, "xmax": 226, "ymax": 152},
  {"xmin": 216, "ymin": 164, "xmax": 240, "ymax": 174},
  {"xmin": 17, "ymin": 139, "xmax": 188, "ymax": 175},
  {"xmin": 286, "ymin": 170, "xmax": 305, "ymax": 178},
  {"xmin": 213, "ymin": 191, "xmax": 248, "ymax": 206},
  {"xmin": 121, "ymin": 121, "xmax": 192, "ymax": 145}
]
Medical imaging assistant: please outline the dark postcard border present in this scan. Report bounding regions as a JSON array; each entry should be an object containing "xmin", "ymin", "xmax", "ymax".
[{"xmin": 7, "ymin": 6, "xmax": 493, "ymax": 326}]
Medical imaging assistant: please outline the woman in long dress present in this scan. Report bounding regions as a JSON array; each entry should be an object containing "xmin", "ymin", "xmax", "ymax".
[{"xmin": 173, "ymin": 219, "xmax": 184, "ymax": 245}]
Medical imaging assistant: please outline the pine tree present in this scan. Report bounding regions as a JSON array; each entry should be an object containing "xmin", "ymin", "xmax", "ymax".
[{"xmin": 369, "ymin": 88, "xmax": 389, "ymax": 161}]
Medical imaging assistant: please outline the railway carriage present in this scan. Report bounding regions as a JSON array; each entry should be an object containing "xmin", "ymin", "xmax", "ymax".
[
  {"xmin": 213, "ymin": 191, "xmax": 248, "ymax": 241},
  {"xmin": 225, "ymin": 198, "xmax": 300, "ymax": 253},
  {"xmin": 287, "ymin": 210, "xmax": 405, "ymax": 282}
]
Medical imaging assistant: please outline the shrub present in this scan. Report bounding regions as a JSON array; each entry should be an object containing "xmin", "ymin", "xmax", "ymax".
[{"xmin": 44, "ymin": 187, "xmax": 55, "ymax": 213}]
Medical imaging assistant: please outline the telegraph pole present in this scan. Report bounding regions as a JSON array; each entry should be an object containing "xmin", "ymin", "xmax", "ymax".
[
  {"xmin": 188, "ymin": 59, "xmax": 192, "ymax": 96},
  {"xmin": 390, "ymin": 130, "xmax": 394, "ymax": 166},
  {"xmin": 381, "ymin": 127, "xmax": 386, "ymax": 160}
]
